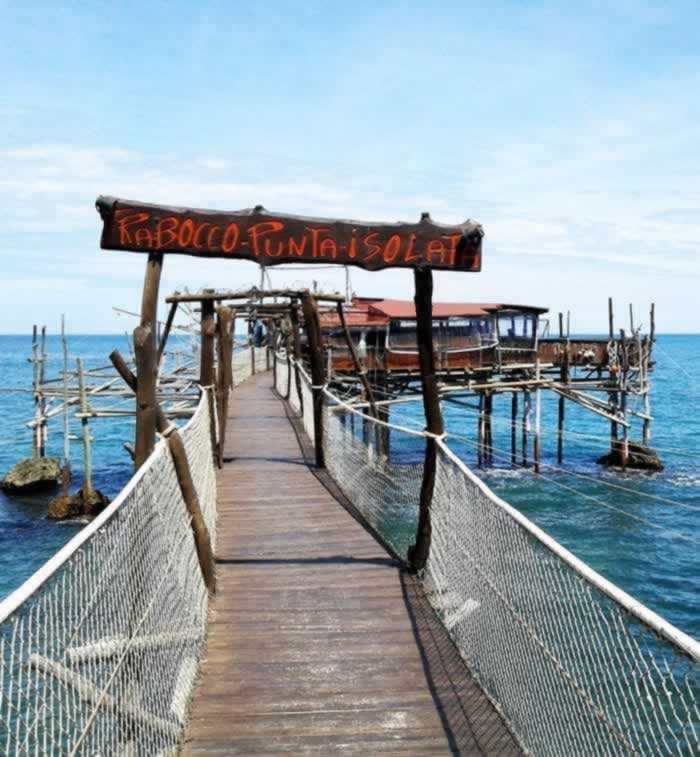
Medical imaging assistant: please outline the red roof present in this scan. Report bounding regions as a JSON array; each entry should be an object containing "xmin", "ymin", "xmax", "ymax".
[
  {"xmin": 319, "ymin": 297, "xmax": 547, "ymax": 329},
  {"xmin": 366, "ymin": 299, "xmax": 505, "ymax": 319}
]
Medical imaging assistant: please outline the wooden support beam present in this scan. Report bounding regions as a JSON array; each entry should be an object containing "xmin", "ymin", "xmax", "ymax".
[
  {"xmin": 336, "ymin": 303, "xmax": 378, "ymax": 418},
  {"xmin": 290, "ymin": 306, "xmax": 304, "ymax": 415},
  {"xmin": 157, "ymin": 299, "xmax": 179, "ymax": 365},
  {"xmin": 301, "ymin": 292, "xmax": 326, "ymax": 468},
  {"xmin": 134, "ymin": 252, "xmax": 163, "ymax": 469},
  {"xmin": 408, "ymin": 266, "xmax": 444, "ymax": 572},
  {"xmin": 199, "ymin": 298, "xmax": 216, "ymax": 387},
  {"xmin": 61, "ymin": 315, "xmax": 71, "ymax": 493},
  {"xmin": 215, "ymin": 306, "xmax": 234, "ymax": 466}
]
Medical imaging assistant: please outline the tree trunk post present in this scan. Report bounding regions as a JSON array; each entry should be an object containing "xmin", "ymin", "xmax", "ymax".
[
  {"xmin": 216, "ymin": 306, "xmax": 235, "ymax": 466},
  {"xmin": 408, "ymin": 265, "xmax": 444, "ymax": 572},
  {"xmin": 200, "ymin": 298, "xmax": 216, "ymax": 388},
  {"xmin": 134, "ymin": 252, "xmax": 163, "ymax": 469},
  {"xmin": 290, "ymin": 305, "xmax": 304, "ymax": 414},
  {"xmin": 301, "ymin": 292, "xmax": 326, "ymax": 468}
]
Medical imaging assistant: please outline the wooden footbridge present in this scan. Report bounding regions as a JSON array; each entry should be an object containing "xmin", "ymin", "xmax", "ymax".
[
  {"xmin": 183, "ymin": 372, "xmax": 520, "ymax": 754},
  {"xmin": 2, "ymin": 198, "xmax": 696, "ymax": 756}
]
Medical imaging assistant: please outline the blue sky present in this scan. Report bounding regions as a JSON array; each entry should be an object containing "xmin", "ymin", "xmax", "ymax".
[{"xmin": 1, "ymin": 0, "xmax": 698, "ymax": 333}]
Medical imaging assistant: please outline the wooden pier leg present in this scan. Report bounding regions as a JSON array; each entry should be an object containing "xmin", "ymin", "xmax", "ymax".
[
  {"xmin": 522, "ymin": 389, "xmax": 530, "ymax": 467},
  {"xmin": 39, "ymin": 326, "xmax": 47, "ymax": 458},
  {"xmin": 608, "ymin": 297, "xmax": 619, "ymax": 454},
  {"xmin": 557, "ymin": 313, "xmax": 565, "ymax": 465},
  {"xmin": 134, "ymin": 252, "xmax": 163, "ymax": 470},
  {"xmin": 643, "ymin": 303, "xmax": 655, "ymax": 445},
  {"xmin": 619, "ymin": 329, "xmax": 629, "ymax": 468},
  {"xmin": 485, "ymin": 391, "xmax": 494, "ymax": 466},
  {"xmin": 76, "ymin": 358, "xmax": 94, "ymax": 499},
  {"xmin": 301, "ymin": 292, "xmax": 326, "ymax": 468},
  {"xmin": 61, "ymin": 315, "xmax": 71, "ymax": 492},
  {"xmin": 408, "ymin": 265, "xmax": 444, "ymax": 572},
  {"xmin": 477, "ymin": 392, "xmax": 484, "ymax": 468},
  {"xmin": 32, "ymin": 325, "xmax": 39, "ymax": 459},
  {"xmin": 534, "ymin": 360, "xmax": 541, "ymax": 474},
  {"xmin": 511, "ymin": 390, "xmax": 518, "ymax": 467}
]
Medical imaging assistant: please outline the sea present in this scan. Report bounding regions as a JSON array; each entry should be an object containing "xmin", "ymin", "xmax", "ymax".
[{"xmin": 1, "ymin": 334, "xmax": 698, "ymax": 641}]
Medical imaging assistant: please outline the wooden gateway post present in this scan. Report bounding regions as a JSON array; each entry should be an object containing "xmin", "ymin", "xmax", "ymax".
[{"xmin": 95, "ymin": 196, "xmax": 484, "ymax": 571}]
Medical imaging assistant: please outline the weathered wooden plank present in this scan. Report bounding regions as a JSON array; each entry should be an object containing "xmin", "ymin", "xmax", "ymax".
[
  {"xmin": 96, "ymin": 196, "xmax": 483, "ymax": 272},
  {"xmin": 182, "ymin": 373, "xmax": 521, "ymax": 755}
]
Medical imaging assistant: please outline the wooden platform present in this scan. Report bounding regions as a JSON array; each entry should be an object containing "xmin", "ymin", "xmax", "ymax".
[{"xmin": 183, "ymin": 373, "xmax": 521, "ymax": 755}]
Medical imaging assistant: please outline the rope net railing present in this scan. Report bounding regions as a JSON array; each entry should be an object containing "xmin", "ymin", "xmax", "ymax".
[
  {"xmin": 0, "ymin": 392, "xmax": 218, "ymax": 756},
  {"xmin": 272, "ymin": 355, "xmax": 700, "ymax": 756}
]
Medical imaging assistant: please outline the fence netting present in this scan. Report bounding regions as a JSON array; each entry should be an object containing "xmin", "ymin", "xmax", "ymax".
[
  {"xmin": 0, "ymin": 392, "xmax": 218, "ymax": 756},
  {"xmin": 273, "ymin": 355, "xmax": 699, "ymax": 756}
]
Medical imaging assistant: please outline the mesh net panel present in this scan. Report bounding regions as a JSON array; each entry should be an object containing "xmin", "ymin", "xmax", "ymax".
[
  {"xmin": 180, "ymin": 394, "xmax": 218, "ymax": 553},
  {"xmin": 0, "ymin": 393, "xmax": 217, "ymax": 755},
  {"xmin": 425, "ymin": 442, "xmax": 699, "ymax": 756},
  {"xmin": 274, "ymin": 354, "xmax": 289, "ymax": 399},
  {"xmin": 307, "ymin": 382, "xmax": 699, "ymax": 755},
  {"xmin": 322, "ymin": 399, "xmax": 424, "ymax": 561}
]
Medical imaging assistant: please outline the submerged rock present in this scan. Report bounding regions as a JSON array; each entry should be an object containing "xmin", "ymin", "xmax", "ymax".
[
  {"xmin": 596, "ymin": 441, "xmax": 664, "ymax": 472},
  {"xmin": 48, "ymin": 487, "xmax": 109, "ymax": 520},
  {"xmin": 1, "ymin": 457, "xmax": 61, "ymax": 493}
]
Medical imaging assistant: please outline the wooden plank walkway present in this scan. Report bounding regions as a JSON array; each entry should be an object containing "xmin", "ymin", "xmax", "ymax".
[{"xmin": 184, "ymin": 372, "xmax": 521, "ymax": 755}]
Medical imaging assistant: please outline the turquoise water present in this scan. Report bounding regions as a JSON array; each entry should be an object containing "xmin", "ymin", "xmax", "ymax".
[{"xmin": 1, "ymin": 335, "xmax": 698, "ymax": 641}]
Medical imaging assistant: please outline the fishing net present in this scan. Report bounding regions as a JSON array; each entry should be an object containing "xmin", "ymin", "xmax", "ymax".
[{"xmin": 0, "ymin": 392, "xmax": 217, "ymax": 755}]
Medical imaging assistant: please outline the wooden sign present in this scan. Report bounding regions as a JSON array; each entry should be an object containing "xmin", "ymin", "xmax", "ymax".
[{"xmin": 96, "ymin": 196, "xmax": 483, "ymax": 272}]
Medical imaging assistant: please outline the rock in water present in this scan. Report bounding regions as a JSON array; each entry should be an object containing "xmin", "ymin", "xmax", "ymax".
[
  {"xmin": 48, "ymin": 487, "xmax": 110, "ymax": 520},
  {"xmin": 1, "ymin": 457, "xmax": 61, "ymax": 493},
  {"xmin": 596, "ymin": 441, "xmax": 664, "ymax": 471}
]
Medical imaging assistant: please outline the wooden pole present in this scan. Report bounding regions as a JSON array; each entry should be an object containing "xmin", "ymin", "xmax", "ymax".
[
  {"xmin": 408, "ymin": 265, "xmax": 444, "ymax": 572},
  {"xmin": 619, "ymin": 329, "xmax": 629, "ymax": 467},
  {"xmin": 511, "ymin": 390, "xmax": 518, "ymax": 466},
  {"xmin": 39, "ymin": 326, "xmax": 47, "ymax": 457},
  {"xmin": 336, "ymin": 303, "xmax": 378, "ymax": 418},
  {"xmin": 290, "ymin": 305, "xmax": 304, "ymax": 414},
  {"xmin": 301, "ymin": 292, "xmax": 326, "ymax": 468},
  {"xmin": 109, "ymin": 350, "xmax": 215, "ymax": 594},
  {"xmin": 199, "ymin": 299, "xmax": 216, "ymax": 387},
  {"xmin": 32, "ymin": 325, "xmax": 39, "ymax": 459},
  {"xmin": 557, "ymin": 313, "xmax": 566, "ymax": 464},
  {"xmin": 522, "ymin": 389, "xmax": 530, "ymax": 467},
  {"xmin": 608, "ymin": 297, "xmax": 618, "ymax": 450},
  {"xmin": 61, "ymin": 315, "xmax": 71, "ymax": 493},
  {"xmin": 77, "ymin": 358, "xmax": 94, "ymax": 498},
  {"xmin": 534, "ymin": 359, "xmax": 541, "ymax": 474},
  {"xmin": 134, "ymin": 252, "xmax": 163, "ymax": 469},
  {"xmin": 157, "ymin": 300, "xmax": 179, "ymax": 365},
  {"xmin": 642, "ymin": 303, "xmax": 655, "ymax": 444},
  {"xmin": 477, "ymin": 391, "xmax": 484, "ymax": 468},
  {"xmin": 216, "ymin": 306, "xmax": 234, "ymax": 466}
]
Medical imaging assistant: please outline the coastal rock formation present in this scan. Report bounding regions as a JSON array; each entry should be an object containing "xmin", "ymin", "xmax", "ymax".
[
  {"xmin": 47, "ymin": 487, "xmax": 109, "ymax": 520},
  {"xmin": 1, "ymin": 457, "xmax": 61, "ymax": 493},
  {"xmin": 596, "ymin": 441, "xmax": 664, "ymax": 472}
]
